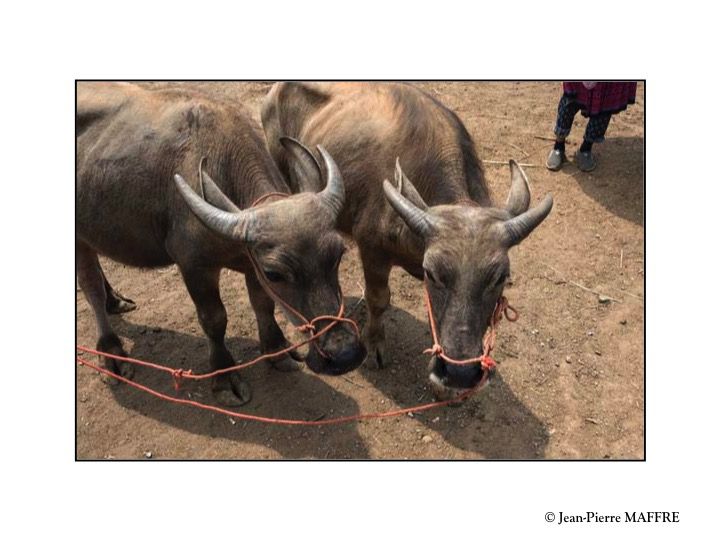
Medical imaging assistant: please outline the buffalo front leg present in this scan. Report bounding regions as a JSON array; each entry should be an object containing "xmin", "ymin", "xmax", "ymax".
[
  {"xmin": 245, "ymin": 271, "xmax": 303, "ymax": 372},
  {"xmin": 76, "ymin": 243, "xmax": 134, "ymax": 382},
  {"xmin": 180, "ymin": 266, "xmax": 251, "ymax": 407},
  {"xmin": 359, "ymin": 249, "xmax": 392, "ymax": 370}
]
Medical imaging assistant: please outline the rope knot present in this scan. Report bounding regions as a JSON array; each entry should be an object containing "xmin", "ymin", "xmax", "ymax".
[
  {"xmin": 297, "ymin": 322, "xmax": 316, "ymax": 334},
  {"xmin": 423, "ymin": 344, "xmax": 444, "ymax": 357},
  {"xmin": 171, "ymin": 368, "xmax": 191, "ymax": 391},
  {"xmin": 480, "ymin": 355, "xmax": 497, "ymax": 371}
]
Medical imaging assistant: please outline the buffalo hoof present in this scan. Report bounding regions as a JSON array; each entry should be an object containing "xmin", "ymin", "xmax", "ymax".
[
  {"xmin": 100, "ymin": 359, "xmax": 135, "ymax": 385},
  {"xmin": 212, "ymin": 373, "xmax": 251, "ymax": 407},
  {"xmin": 106, "ymin": 290, "xmax": 137, "ymax": 314},
  {"xmin": 107, "ymin": 298, "xmax": 137, "ymax": 314},
  {"xmin": 97, "ymin": 335, "xmax": 134, "ymax": 385},
  {"xmin": 117, "ymin": 361, "xmax": 135, "ymax": 380},
  {"xmin": 362, "ymin": 324, "xmax": 386, "ymax": 370},
  {"xmin": 270, "ymin": 352, "xmax": 304, "ymax": 372},
  {"xmin": 362, "ymin": 341, "xmax": 386, "ymax": 370}
]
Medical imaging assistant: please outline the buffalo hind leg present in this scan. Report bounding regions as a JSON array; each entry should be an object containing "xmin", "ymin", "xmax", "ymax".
[
  {"xmin": 245, "ymin": 271, "xmax": 303, "ymax": 372},
  {"xmin": 76, "ymin": 243, "xmax": 134, "ymax": 382},
  {"xmin": 180, "ymin": 266, "xmax": 251, "ymax": 407},
  {"xmin": 100, "ymin": 264, "xmax": 137, "ymax": 314},
  {"xmin": 359, "ymin": 248, "xmax": 392, "ymax": 370}
]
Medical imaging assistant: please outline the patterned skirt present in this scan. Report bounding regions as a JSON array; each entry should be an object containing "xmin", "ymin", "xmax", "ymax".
[{"xmin": 562, "ymin": 82, "xmax": 637, "ymax": 117}]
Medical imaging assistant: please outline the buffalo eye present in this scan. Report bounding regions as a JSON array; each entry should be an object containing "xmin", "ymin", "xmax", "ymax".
[{"xmin": 264, "ymin": 270, "xmax": 284, "ymax": 283}]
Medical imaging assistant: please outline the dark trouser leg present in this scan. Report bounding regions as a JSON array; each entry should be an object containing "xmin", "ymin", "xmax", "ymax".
[
  {"xmin": 180, "ymin": 266, "xmax": 251, "ymax": 406},
  {"xmin": 244, "ymin": 271, "xmax": 302, "ymax": 372},
  {"xmin": 582, "ymin": 113, "xmax": 612, "ymax": 145},
  {"xmin": 548, "ymin": 94, "xmax": 580, "ymax": 170},
  {"xmin": 76, "ymin": 242, "xmax": 133, "ymax": 381},
  {"xmin": 578, "ymin": 113, "xmax": 612, "ymax": 156},
  {"xmin": 554, "ymin": 94, "xmax": 582, "ymax": 143}
]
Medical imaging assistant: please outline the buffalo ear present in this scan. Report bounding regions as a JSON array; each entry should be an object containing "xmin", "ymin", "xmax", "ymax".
[
  {"xmin": 505, "ymin": 160, "xmax": 532, "ymax": 216},
  {"xmin": 395, "ymin": 158, "xmax": 429, "ymax": 211},
  {"xmin": 198, "ymin": 157, "xmax": 241, "ymax": 213},
  {"xmin": 383, "ymin": 179, "xmax": 438, "ymax": 239},
  {"xmin": 280, "ymin": 136, "xmax": 324, "ymax": 193},
  {"xmin": 174, "ymin": 173, "xmax": 257, "ymax": 243}
]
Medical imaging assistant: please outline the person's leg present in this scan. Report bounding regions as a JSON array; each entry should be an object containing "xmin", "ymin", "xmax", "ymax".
[
  {"xmin": 547, "ymin": 95, "xmax": 580, "ymax": 171},
  {"xmin": 574, "ymin": 113, "xmax": 611, "ymax": 172}
]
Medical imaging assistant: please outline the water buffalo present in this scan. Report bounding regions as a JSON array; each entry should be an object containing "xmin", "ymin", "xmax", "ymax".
[
  {"xmin": 262, "ymin": 82, "xmax": 553, "ymax": 399},
  {"xmin": 76, "ymin": 82, "xmax": 365, "ymax": 407}
]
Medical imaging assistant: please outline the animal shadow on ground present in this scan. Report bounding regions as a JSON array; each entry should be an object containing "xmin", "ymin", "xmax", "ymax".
[
  {"xmin": 107, "ymin": 317, "xmax": 370, "ymax": 459},
  {"xmin": 352, "ymin": 297, "xmax": 550, "ymax": 459},
  {"xmin": 572, "ymin": 135, "xmax": 644, "ymax": 226}
]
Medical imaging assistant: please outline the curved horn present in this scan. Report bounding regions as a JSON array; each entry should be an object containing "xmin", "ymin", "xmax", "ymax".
[
  {"xmin": 198, "ymin": 159, "xmax": 241, "ymax": 213},
  {"xmin": 503, "ymin": 193, "xmax": 554, "ymax": 246},
  {"xmin": 173, "ymin": 173, "xmax": 256, "ymax": 243},
  {"xmin": 316, "ymin": 145, "xmax": 345, "ymax": 217},
  {"xmin": 383, "ymin": 180, "xmax": 438, "ymax": 239},
  {"xmin": 505, "ymin": 160, "xmax": 532, "ymax": 216},
  {"xmin": 395, "ymin": 158, "xmax": 429, "ymax": 211},
  {"xmin": 280, "ymin": 136, "xmax": 324, "ymax": 193}
]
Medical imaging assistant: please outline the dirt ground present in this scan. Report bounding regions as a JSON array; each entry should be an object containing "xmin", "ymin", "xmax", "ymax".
[{"xmin": 76, "ymin": 81, "xmax": 644, "ymax": 460}]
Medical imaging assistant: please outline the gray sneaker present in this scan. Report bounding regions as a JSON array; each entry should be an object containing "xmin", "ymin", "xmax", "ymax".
[
  {"xmin": 574, "ymin": 150, "xmax": 597, "ymax": 172},
  {"xmin": 546, "ymin": 149, "xmax": 567, "ymax": 171}
]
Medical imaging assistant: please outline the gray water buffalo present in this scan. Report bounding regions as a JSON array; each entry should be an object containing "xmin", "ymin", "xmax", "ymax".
[
  {"xmin": 262, "ymin": 82, "xmax": 553, "ymax": 399},
  {"xmin": 76, "ymin": 82, "xmax": 365, "ymax": 407}
]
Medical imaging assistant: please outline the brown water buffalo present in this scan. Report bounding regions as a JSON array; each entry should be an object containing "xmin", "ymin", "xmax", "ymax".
[
  {"xmin": 262, "ymin": 82, "xmax": 553, "ymax": 399},
  {"xmin": 76, "ymin": 82, "xmax": 365, "ymax": 407}
]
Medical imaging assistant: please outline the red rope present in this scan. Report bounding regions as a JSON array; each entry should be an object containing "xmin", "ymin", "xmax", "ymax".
[
  {"xmin": 75, "ymin": 193, "xmax": 516, "ymax": 426},
  {"xmin": 75, "ymin": 283, "xmax": 512, "ymax": 425},
  {"xmin": 75, "ymin": 281, "xmax": 512, "ymax": 426},
  {"xmin": 76, "ymin": 320, "xmax": 340, "ymax": 384},
  {"xmin": 76, "ymin": 349, "xmax": 481, "ymax": 425}
]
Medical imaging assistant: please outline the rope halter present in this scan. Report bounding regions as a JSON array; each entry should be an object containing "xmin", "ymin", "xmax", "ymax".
[
  {"xmin": 422, "ymin": 279, "xmax": 518, "ymax": 373},
  {"xmin": 245, "ymin": 192, "xmax": 360, "ymax": 361}
]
